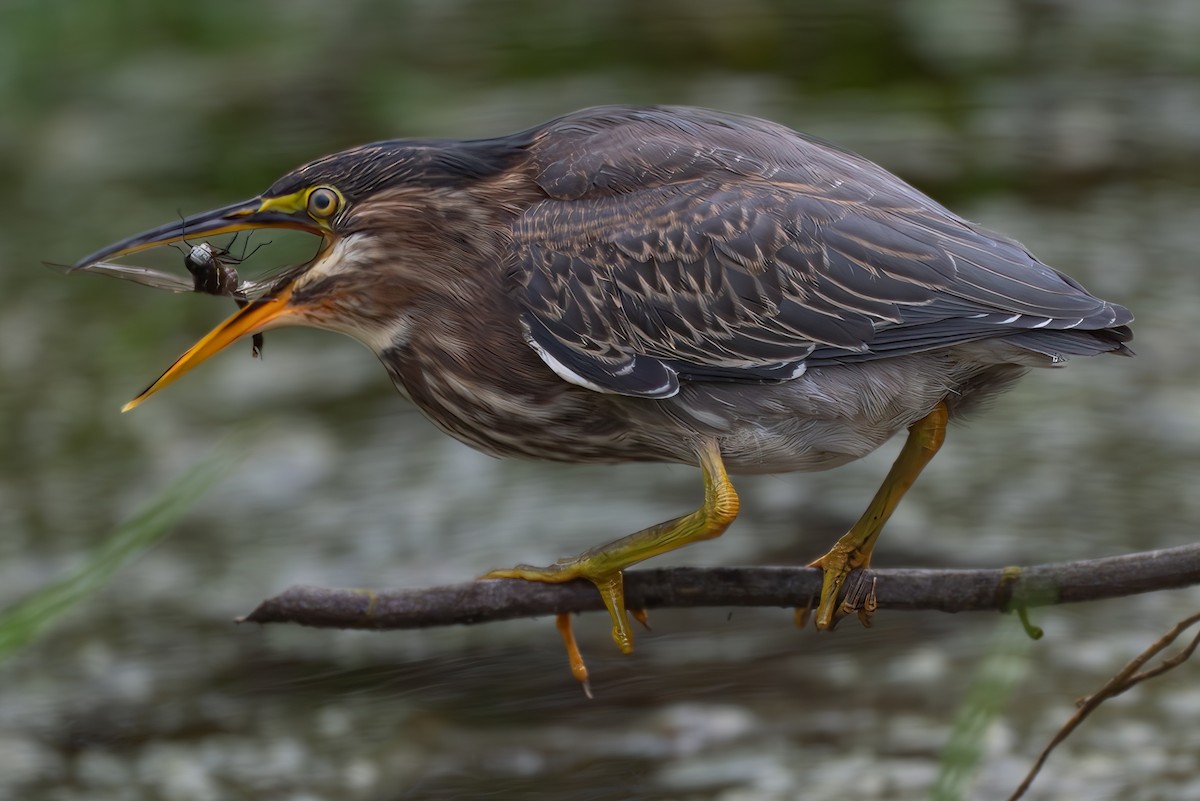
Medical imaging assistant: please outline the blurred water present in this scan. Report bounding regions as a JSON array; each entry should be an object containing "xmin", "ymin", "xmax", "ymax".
[{"xmin": 3, "ymin": 2, "xmax": 1200, "ymax": 800}]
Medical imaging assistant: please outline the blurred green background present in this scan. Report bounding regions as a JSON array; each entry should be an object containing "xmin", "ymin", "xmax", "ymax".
[{"xmin": 3, "ymin": 1, "xmax": 1199, "ymax": 799}]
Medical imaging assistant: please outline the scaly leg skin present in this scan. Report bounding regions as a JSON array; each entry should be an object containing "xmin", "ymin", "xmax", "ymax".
[
  {"xmin": 482, "ymin": 440, "xmax": 739, "ymax": 664},
  {"xmin": 808, "ymin": 401, "xmax": 948, "ymax": 630}
]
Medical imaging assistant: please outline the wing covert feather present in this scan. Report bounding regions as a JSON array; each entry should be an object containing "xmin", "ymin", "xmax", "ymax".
[{"xmin": 509, "ymin": 107, "xmax": 1131, "ymax": 397}]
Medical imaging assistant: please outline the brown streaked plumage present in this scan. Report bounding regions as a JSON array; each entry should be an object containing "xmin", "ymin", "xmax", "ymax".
[{"xmin": 75, "ymin": 105, "xmax": 1133, "ymax": 686}]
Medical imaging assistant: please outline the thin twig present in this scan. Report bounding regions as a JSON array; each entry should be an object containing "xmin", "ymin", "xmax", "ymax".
[
  {"xmin": 1006, "ymin": 610, "xmax": 1200, "ymax": 801},
  {"xmin": 239, "ymin": 543, "xmax": 1200, "ymax": 630}
]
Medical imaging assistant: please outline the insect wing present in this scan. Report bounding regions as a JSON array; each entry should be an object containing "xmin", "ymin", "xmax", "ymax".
[{"xmin": 67, "ymin": 261, "xmax": 196, "ymax": 293}]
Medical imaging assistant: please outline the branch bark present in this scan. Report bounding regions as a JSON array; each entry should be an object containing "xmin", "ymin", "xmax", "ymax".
[{"xmin": 240, "ymin": 543, "xmax": 1200, "ymax": 630}]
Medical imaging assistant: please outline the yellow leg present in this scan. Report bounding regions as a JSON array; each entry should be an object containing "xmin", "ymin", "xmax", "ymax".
[
  {"xmin": 482, "ymin": 441, "xmax": 739, "ymax": 655},
  {"xmin": 809, "ymin": 401, "xmax": 948, "ymax": 630},
  {"xmin": 555, "ymin": 613, "xmax": 591, "ymax": 698}
]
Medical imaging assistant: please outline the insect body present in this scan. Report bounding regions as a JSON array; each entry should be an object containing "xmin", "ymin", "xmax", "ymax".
[
  {"xmin": 182, "ymin": 242, "xmax": 263, "ymax": 357},
  {"xmin": 56, "ymin": 236, "xmax": 268, "ymax": 358},
  {"xmin": 184, "ymin": 242, "xmax": 241, "ymax": 295}
]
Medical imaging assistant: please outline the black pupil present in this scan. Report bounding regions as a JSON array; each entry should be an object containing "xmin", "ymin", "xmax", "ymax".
[{"xmin": 312, "ymin": 190, "xmax": 332, "ymax": 213}]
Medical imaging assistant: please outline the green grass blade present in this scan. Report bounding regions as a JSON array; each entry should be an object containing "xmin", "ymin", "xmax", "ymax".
[
  {"xmin": 929, "ymin": 615, "xmax": 1035, "ymax": 801},
  {"xmin": 0, "ymin": 446, "xmax": 239, "ymax": 663}
]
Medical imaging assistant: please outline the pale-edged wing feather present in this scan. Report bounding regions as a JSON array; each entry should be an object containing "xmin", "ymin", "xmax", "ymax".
[{"xmin": 506, "ymin": 107, "xmax": 1131, "ymax": 397}]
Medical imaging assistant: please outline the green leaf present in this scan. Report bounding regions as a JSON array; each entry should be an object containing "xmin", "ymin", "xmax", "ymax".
[
  {"xmin": 0, "ymin": 445, "xmax": 239, "ymax": 663},
  {"xmin": 929, "ymin": 616, "xmax": 1034, "ymax": 801}
]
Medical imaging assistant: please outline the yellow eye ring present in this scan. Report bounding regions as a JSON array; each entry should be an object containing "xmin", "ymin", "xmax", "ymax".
[{"xmin": 307, "ymin": 186, "xmax": 341, "ymax": 219}]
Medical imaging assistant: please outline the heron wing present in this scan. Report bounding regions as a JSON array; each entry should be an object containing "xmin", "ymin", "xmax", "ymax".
[{"xmin": 509, "ymin": 106, "xmax": 1132, "ymax": 398}]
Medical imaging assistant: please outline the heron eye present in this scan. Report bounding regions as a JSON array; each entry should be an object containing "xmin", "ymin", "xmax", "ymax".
[{"xmin": 307, "ymin": 186, "xmax": 341, "ymax": 219}]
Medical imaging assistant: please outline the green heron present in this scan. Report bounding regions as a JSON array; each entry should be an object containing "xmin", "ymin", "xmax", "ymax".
[{"xmin": 75, "ymin": 105, "xmax": 1132, "ymax": 669}]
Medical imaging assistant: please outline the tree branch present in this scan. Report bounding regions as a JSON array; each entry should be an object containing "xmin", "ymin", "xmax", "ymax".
[
  {"xmin": 240, "ymin": 543, "xmax": 1200, "ymax": 630},
  {"xmin": 1007, "ymin": 609, "xmax": 1200, "ymax": 801}
]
